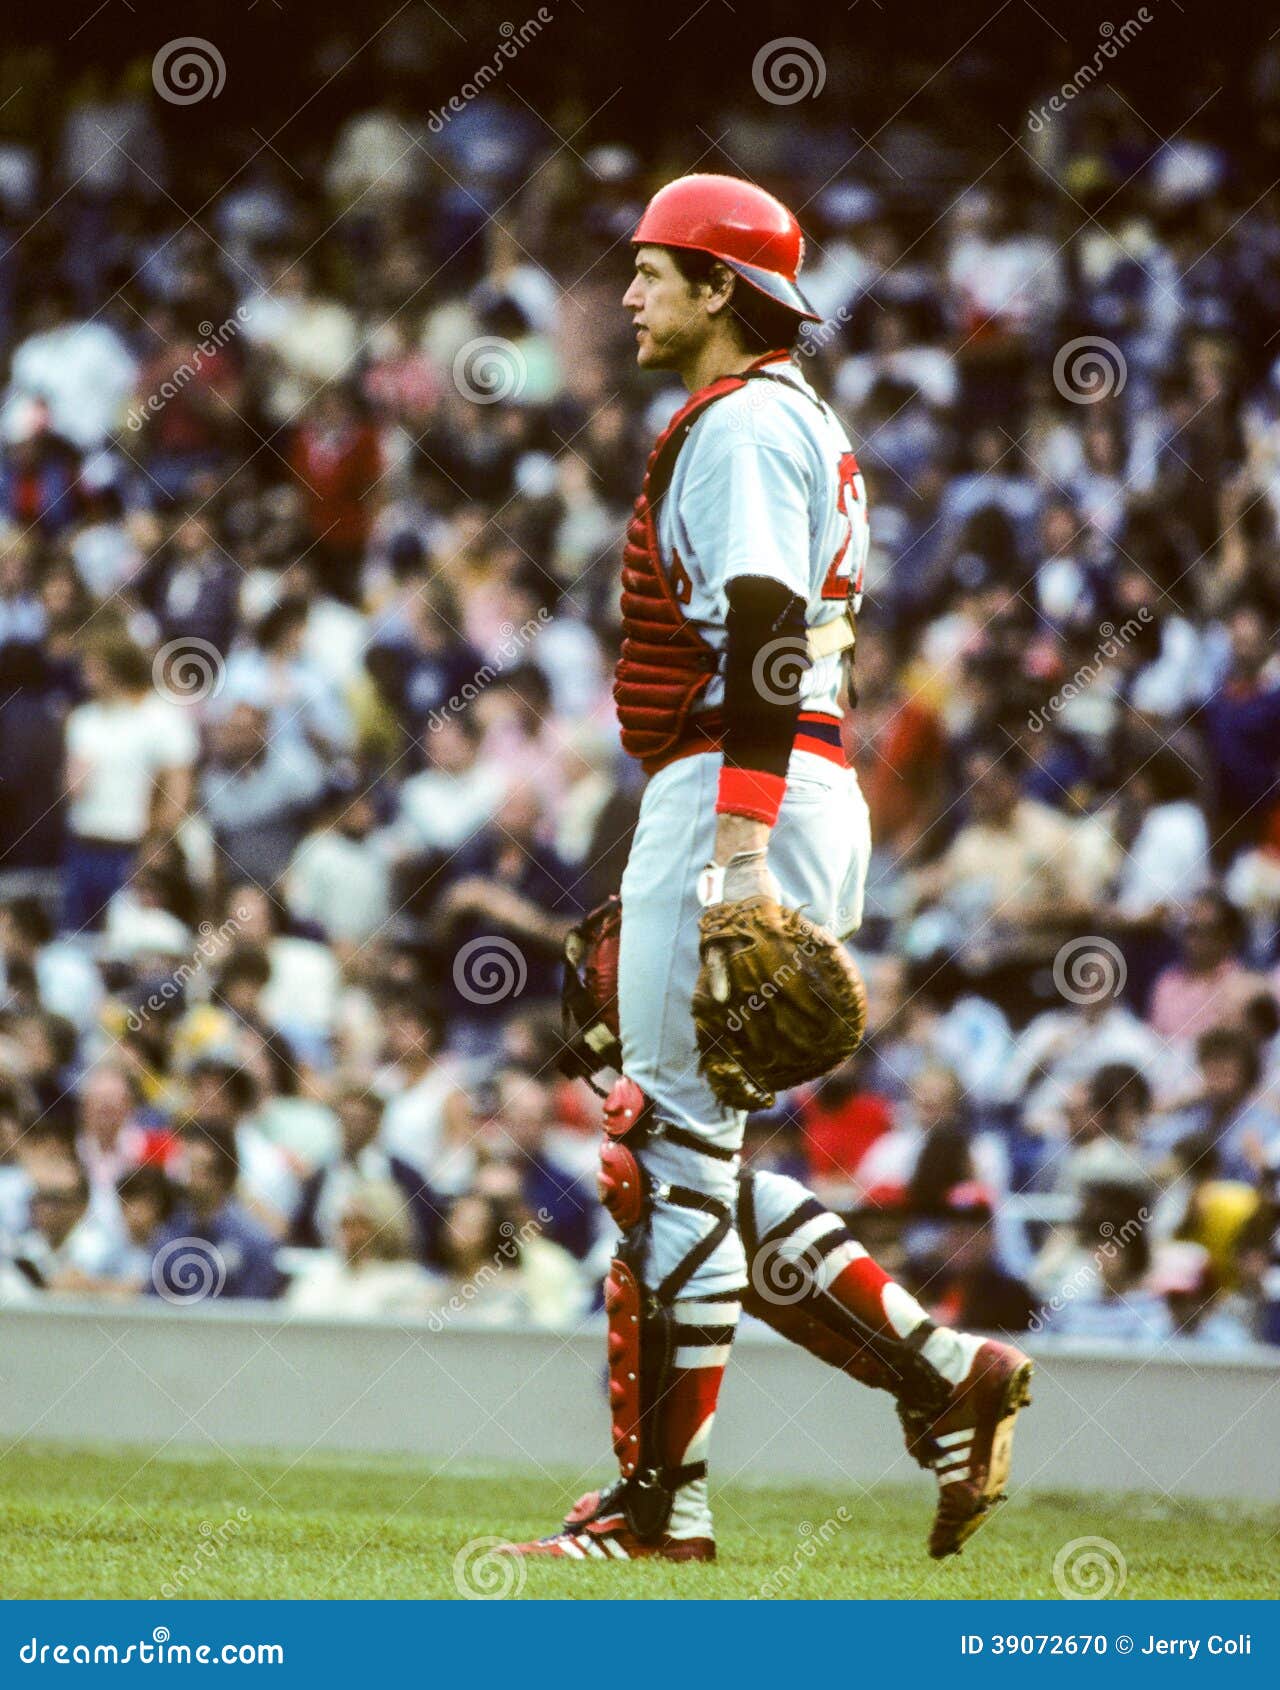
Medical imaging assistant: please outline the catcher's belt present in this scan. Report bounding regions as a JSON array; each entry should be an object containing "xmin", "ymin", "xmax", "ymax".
[{"xmin": 644, "ymin": 707, "xmax": 848, "ymax": 779}]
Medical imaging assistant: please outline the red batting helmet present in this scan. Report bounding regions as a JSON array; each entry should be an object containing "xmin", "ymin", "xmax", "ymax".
[{"xmin": 632, "ymin": 173, "xmax": 821, "ymax": 323}]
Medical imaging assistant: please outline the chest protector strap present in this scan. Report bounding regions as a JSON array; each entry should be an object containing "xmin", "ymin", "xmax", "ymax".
[{"xmin": 613, "ymin": 373, "xmax": 755, "ymax": 763}]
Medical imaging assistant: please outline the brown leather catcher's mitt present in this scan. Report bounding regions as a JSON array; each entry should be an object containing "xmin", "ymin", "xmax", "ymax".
[{"xmin": 692, "ymin": 897, "xmax": 867, "ymax": 1111}]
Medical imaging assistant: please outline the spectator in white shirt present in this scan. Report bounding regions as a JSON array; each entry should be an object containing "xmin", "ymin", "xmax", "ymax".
[
  {"xmin": 286, "ymin": 1180, "xmax": 439, "ymax": 1320},
  {"xmin": 63, "ymin": 633, "xmax": 198, "ymax": 932},
  {"xmin": 8, "ymin": 1151, "xmax": 132, "ymax": 1291},
  {"xmin": 284, "ymin": 787, "xmax": 390, "ymax": 952},
  {"xmin": 5, "ymin": 282, "xmax": 137, "ymax": 450},
  {"xmin": 375, "ymin": 995, "xmax": 474, "ymax": 1193}
]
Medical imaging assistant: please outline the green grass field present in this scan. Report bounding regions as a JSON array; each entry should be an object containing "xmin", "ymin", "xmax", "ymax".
[{"xmin": 0, "ymin": 1443, "xmax": 1273, "ymax": 1599}]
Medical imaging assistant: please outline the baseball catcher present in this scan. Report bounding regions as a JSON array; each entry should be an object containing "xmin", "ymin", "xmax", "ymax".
[{"xmin": 502, "ymin": 174, "xmax": 1031, "ymax": 1565}]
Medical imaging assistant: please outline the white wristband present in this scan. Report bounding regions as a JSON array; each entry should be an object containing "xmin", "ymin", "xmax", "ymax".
[{"xmin": 697, "ymin": 863, "xmax": 726, "ymax": 908}]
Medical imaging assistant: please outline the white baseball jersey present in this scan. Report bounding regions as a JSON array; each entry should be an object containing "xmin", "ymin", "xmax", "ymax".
[{"xmin": 655, "ymin": 354, "xmax": 869, "ymax": 716}]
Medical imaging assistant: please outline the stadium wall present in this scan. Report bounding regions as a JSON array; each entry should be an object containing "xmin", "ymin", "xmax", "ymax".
[{"xmin": 1, "ymin": 1303, "xmax": 1276, "ymax": 1502}]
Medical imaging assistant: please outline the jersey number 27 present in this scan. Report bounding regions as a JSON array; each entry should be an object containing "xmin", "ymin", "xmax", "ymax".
[{"xmin": 821, "ymin": 452, "xmax": 867, "ymax": 603}]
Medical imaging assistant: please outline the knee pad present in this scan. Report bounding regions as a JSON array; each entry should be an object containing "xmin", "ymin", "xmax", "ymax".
[{"xmin": 598, "ymin": 1076, "xmax": 653, "ymax": 1234}]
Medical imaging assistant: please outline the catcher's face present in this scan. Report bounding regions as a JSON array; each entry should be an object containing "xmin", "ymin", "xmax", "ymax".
[{"xmin": 623, "ymin": 245, "xmax": 715, "ymax": 370}]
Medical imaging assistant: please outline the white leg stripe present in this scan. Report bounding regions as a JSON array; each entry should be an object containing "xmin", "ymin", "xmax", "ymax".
[
  {"xmin": 810, "ymin": 1238, "xmax": 864, "ymax": 1289},
  {"xmin": 676, "ymin": 1301, "xmax": 742, "ymax": 1325},
  {"xmin": 676, "ymin": 1343, "xmax": 733, "ymax": 1369},
  {"xmin": 780, "ymin": 1213, "xmax": 848, "ymax": 1261}
]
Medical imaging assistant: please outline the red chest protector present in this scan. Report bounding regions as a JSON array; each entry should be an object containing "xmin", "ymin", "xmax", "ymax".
[{"xmin": 613, "ymin": 372, "xmax": 752, "ymax": 764}]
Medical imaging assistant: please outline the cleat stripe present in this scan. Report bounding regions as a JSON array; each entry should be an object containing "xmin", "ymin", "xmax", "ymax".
[{"xmin": 935, "ymin": 1429, "xmax": 974, "ymax": 1448}]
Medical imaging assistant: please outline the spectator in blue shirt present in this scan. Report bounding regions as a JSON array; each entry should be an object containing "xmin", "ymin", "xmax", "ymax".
[{"xmin": 150, "ymin": 1122, "xmax": 282, "ymax": 1301}]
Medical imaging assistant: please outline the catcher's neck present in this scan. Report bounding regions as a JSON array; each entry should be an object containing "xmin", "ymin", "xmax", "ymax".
[{"xmin": 680, "ymin": 328, "xmax": 759, "ymax": 394}]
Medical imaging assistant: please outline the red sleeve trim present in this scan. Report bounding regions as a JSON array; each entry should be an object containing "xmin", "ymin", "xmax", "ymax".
[{"xmin": 715, "ymin": 766, "xmax": 786, "ymax": 825}]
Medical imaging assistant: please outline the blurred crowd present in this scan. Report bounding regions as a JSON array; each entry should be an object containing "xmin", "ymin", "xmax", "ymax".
[{"xmin": 3, "ymin": 22, "xmax": 1280, "ymax": 1350}]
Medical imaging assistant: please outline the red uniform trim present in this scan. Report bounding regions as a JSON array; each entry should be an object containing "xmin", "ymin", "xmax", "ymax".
[{"xmin": 715, "ymin": 766, "xmax": 786, "ymax": 825}]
